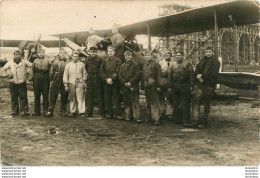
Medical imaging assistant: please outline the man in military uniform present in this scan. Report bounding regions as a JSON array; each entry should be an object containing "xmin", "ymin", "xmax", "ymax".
[
  {"xmin": 45, "ymin": 50, "xmax": 69, "ymax": 117},
  {"xmin": 99, "ymin": 45, "xmax": 122, "ymax": 119},
  {"xmin": 158, "ymin": 50, "xmax": 174, "ymax": 120},
  {"xmin": 141, "ymin": 51, "xmax": 161, "ymax": 126},
  {"xmin": 119, "ymin": 50, "xmax": 141, "ymax": 123},
  {"xmin": 85, "ymin": 47, "xmax": 104, "ymax": 118},
  {"xmin": 168, "ymin": 52, "xmax": 195, "ymax": 127},
  {"xmin": 32, "ymin": 49, "xmax": 52, "ymax": 116},
  {"xmin": 110, "ymin": 26, "xmax": 125, "ymax": 61},
  {"xmin": 3, "ymin": 50, "xmax": 32, "ymax": 116},
  {"xmin": 192, "ymin": 47, "xmax": 220, "ymax": 128}
]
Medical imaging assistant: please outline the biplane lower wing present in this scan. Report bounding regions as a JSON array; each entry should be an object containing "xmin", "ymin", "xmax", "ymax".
[{"xmin": 218, "ymin": 72, "xmax": 260, "ymax": 90}]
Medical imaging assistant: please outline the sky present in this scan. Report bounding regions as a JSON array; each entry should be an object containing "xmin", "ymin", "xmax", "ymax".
[{"xmin": 0, "ymin": 0, "xmax": 233, "ymax": 41}]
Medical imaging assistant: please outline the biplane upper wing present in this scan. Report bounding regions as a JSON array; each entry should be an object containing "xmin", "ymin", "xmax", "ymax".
[{"xmin": 51, "ymin": 1, "xmax": 259, "ymax": 44}]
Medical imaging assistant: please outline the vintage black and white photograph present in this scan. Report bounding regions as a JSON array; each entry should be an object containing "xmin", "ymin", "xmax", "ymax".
[{"xmin": 0, "ymin": 0, "xmax": 259, "ymax": 176}]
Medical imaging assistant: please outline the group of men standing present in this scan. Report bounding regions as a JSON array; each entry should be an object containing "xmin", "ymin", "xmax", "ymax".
[{"xmin": 3, "ymin": 26, "xmax": 220, "ymax": 129}]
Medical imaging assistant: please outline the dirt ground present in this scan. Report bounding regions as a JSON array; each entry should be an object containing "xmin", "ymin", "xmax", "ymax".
[{"xmin": 0, "ymin": 78, "xmax": 259, "ymax": 166}]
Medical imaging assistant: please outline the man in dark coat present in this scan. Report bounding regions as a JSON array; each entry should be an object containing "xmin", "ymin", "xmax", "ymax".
[
  {"xmin": 85, "ymin": 47, "xmax": 104, "ymax": 118},
  {"xmin": 168, "ymin": 52, "xmax": 195, "ymax": 127},
  {"xmin": 141, "ymin": 51, "xmax": 161, "ymax": 126},
  {"xmin": 99, "ymin": 45, "xmax": 122, "ymax": 119},
  {"xmin": 192, "ymin": 47, "xmax": 220, "ymax": 128},
  {"xmin": 45, "ymin": 50, "xmax": 69, "ymax": 117},
  {"xmin": 119, "ymin": 50, "xmax": 141, "ymax": 123}
]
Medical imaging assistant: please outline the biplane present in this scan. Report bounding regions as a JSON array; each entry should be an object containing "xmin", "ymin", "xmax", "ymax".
[{"xmin": 48, "ymin": 0, "xmax": 259, "ymax": 91}]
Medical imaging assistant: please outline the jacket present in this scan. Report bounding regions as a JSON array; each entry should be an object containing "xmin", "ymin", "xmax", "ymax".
[
  {"xmin": 85, "ymin": 55, "xmax": 103, "ymax": 75},
  {"xmin": 195, "ymin": 56, "xmax": 220, "ymax": 87},
  {"xmin": 49, "ymin": 58, "xmax": 68, "ymax": 82},
  {"xmin": 99, "ymin": 56, "xmax": 121, "ymax": 82},
  {"xmin": 141, "ymin": 59, "xmax": 160, "ymax": 88},
  {"xmin": 119, "ymin": 60, "xmax": 141, "ymax": 91},
  {"xmin": 3, "ymin": 59, "xmax": 32, "ymax": 84},
  {"xmin": 110, "ymin": 33, "xmax": 124, "ymax": 49},
  {"xmin": 63, "ymin": 61, "xmax": 87, "ymax": 86},
  {"xmin": 168, "ymin": 59, "xmax": 195, "ymax": 88}
]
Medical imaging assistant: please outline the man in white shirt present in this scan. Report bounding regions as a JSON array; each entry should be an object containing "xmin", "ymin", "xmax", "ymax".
[
  {"xmin": 3, "ymin": 50, "xmax": 32, "ymax": 116},
  {"xmin": 63, "ymin": 51, "xmax": 87, "ymax": 117}
]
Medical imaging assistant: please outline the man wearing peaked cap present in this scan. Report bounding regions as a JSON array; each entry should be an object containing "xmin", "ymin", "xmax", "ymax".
[{"xmin": 85, "ymin": 46, "xmax": 105, "ymax": 118}]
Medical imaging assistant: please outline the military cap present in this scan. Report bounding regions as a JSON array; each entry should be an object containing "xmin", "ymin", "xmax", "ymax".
[
  {"xmin": 124, "ymin": 50, "xmax": 132, "ymax": 56},
  {"xmin": 89, "ymin": 47, "xmax": 97, "ymax": 51},
  {"xmin": 13, "ymin": 50, "xmax": 21, "ymax": 54}
]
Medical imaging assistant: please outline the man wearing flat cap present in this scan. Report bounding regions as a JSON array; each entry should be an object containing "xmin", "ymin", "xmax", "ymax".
[
  {"xmin": 119, "ymin": 50, "xmax": 141, "ymax": 123},
  {"xmin": 32, "ymin": 49, "xmax": 52, "ymax": 116},
  {"xmin": 85, "ymin": 47, "xmax": 104, "ymax": 118},
  {"xmin": 3, "ymin": 50, "xmax": 32, "ymax": 116}
]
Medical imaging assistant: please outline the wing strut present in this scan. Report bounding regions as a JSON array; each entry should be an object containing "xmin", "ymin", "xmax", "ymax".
[
  {"xmin": 147, "ymin": 24, "xmax": 151, "ymax": 51},
  {"xmin": 214, "ymin": 9, "xmax": 219, "ymax": 59}
]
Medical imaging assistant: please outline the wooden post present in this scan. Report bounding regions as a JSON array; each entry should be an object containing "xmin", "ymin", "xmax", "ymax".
[
  {"xmin": 147, "ymin": 24, "xmax": 151, "ymax": 51},
  {"xmin": 214, "ymin": 10, "xmax": 219, "ymax": 59},
  {"xmin": 59, "ymin": 35, "xmax": 61, "ymax": 52},
  {"xmin": 234, "ymin": 24, "xmax": 239, "ymax": 72}
]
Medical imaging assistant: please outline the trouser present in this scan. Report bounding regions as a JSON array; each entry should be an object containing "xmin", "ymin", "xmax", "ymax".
[
  {"xmin": 68, "ymin": 84, "xmax": 85, "ymax": 114},
  {"xmin": 33, "ymin": 73, "xmax": 50, "ymax": 113},
  {"xmin": 191, "ymin": 85, "xmax": 214, "ymax": 124},
  {"xmin": 159, "ymin": 85, "xmax": 173, "ymax": 117},
  {"xmin": 123, "ymin": 89, "xmax": 140, "ymax": 120},
  {"xmin": 144, "ymin": 86, "xmax": 160, "ymax": 121},
  {"xmin": 48, "ymin": 81, "xmax": 68, "ymax": 114},
  {"xmin": 9, "ymin": 82, "xmax": 29, "ymax": 114},
  {"xmin": 103, "ymin": 82, "xmax": 121, "ymax": 117},
  {"xmin": 86, "ymin": 74, "xmax": 104, "ymax": 115},
  {"xmin": 172, "ymin": 86, "xmax": 191, "ymax": 124}
]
